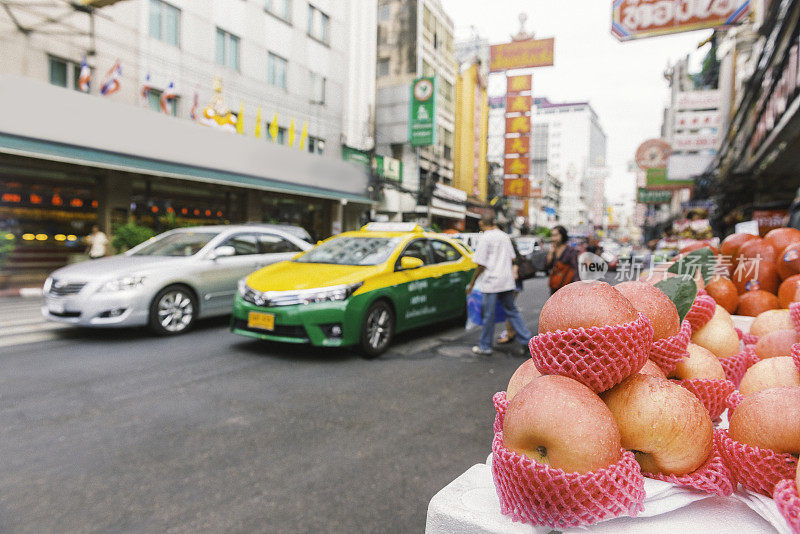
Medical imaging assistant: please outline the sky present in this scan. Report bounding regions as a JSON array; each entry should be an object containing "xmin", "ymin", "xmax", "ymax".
[{"xmin": 439, "ymin": 0, "xmax": 711, "ymax": 210}]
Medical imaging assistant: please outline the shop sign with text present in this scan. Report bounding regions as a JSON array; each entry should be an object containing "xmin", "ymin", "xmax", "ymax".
[
  {"xmin": 507, "ymin": 75, "xmax": 532, "ymax": 94},
  {"xmin": 490, "ymin": 38, "xmax": 555, "ymax": 71},
  {"xmin": 637, "ymin": 187, "xmax": 672, "ymax": 204},
  {"xmin": 612, "ymin": 0, "xmax": 750, "ymax": 41},
  {"xmin": 503, "ymin": 177, "xmax": 531, "ymax": 198},
  {"xmin": 409, "ymin": 77, "xmax": 436, "ymax": 146},
  {"xmin": 504, "ymin": 157, "xmax": 530, "ymax": 176}
]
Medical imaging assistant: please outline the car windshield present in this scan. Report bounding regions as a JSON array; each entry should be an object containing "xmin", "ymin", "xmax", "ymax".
[
  {"xmin": 129, "ymin": 231, "xmax": 218, "ymax": 257},
  {"xmin": 295, "ymin": 236, "xmax": 401, "ymax": 266}
]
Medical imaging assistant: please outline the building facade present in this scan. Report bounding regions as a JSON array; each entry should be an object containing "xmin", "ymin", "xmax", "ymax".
[
  {"xmin": 374, "ymin": 0, "xmax": 462, "ymax": 228},
  {"xmin": 0, "ymin": 0, "xmax": 375, "ymax": 282},
  {"xmin": 453, "ymin": 61, "xmax": 488, "ymax": 203}
]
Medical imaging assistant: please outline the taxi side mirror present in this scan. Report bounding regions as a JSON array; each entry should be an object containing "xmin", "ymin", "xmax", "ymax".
[{"xmin": 399, "ymin": 256, "xmax": 424, "ymax": 270}]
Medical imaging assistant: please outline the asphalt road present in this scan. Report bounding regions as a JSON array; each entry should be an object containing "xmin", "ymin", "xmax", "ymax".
[{"xmin": 0, "ymin": 276, "xmax": 551, "ymax": 534}]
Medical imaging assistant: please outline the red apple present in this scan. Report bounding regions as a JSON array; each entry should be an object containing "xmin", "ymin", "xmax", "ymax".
[
  {"xmin": 720, "ymin": 233, "xmax": 759, "ymax": 259},
  {"xmin": 732, "ymin": 261, "xmax": 779, "ymax": 295},
  {"xmin": 506, "ymin": 359, "xmax": 542, "ymax": 402},
  {"xmin": 777, "ymin": 243, "xmax": 800, "ymax": 281},
  {"xmin": 669, "ymin": 343, "xmax": 726, "ymax": 380},
  {"xmin": 729, "ymin": 386, "xmax": 800, "ymax": 454},
  {"xmin": 765, "ymin": 228, "xmax": 800, "ymax": 258},
  {"xmin": 614, "ymin": 281, "xmax": 680, "ymax": 341},
  {"xmin": 778, "ymin": 274, "xmax": 800, "ymax": 308},
  {"xmin": 754, "ymin": 329, "xmax": 798, "ymax": 359},
  {"xmin": 738, "ymin": 357, "xmax": 800, "ymax": 396},
  {"xmin": 738, "ymin": 238, "xmax": 778, "ymax": 265},
  {"xmin": 503, "ymin": 375, "xmax": 622, "ymax": 474},
  {"xmin": 538, "ymin": 280, "xmax": 639, "ymax": 334},
  {"xmin": 601, "ymin": 374, "xmax": 714, "ymax": 475}
]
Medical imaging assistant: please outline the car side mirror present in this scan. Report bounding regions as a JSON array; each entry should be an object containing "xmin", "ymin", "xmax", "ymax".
[
  {"xmin": 399, "ymin": 256, "xmax": 424, "ymax": 270},
  {"xmin": 210, "ymin": 245, "xmax": 236, "ymax": 260}
]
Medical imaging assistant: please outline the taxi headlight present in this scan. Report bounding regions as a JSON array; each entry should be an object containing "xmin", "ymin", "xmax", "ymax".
[
  {"xmin": 238, "ymin": 278, "xmax": 265, "ymax": 305},
  {"xmin": 303, "ymin": 282, "xmax": 363, "ymax": 304},
  {"xmin": 98, "ymin": 275, "xmax": 146, "ymax": 293}
]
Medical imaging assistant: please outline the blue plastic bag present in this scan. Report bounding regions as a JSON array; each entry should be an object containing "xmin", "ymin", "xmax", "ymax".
[{"xmin": 466, "ymin": 290, "xmax": 507, "ymax": 330}]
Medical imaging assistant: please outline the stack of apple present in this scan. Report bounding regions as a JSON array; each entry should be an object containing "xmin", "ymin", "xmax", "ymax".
[
  {"xmin": 703, "ymin": 227, "xmax": 800, "ymax": 317},
  {"xmin": 493, "ymin": 279, "xmax": 736, "ymax": 528}
]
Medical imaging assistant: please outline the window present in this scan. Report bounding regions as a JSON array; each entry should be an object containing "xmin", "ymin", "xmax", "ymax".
[
  {"xmin": 309, "ymin": 72, "xmax": 325, "ymax": 104},
  {"xmin": 378, "ymin": 4, "xmax": 390, "ymax": 21},
  {"xmin": 439, "ymin": 78, "xmax": 453, "ymax": 103},
  {"xmin": 430, "ymin": 240, "xmax": 461, "ymax": 263},
  {"xmin": 422, "ymin": 60, "xmax": 434, "ymax": 78},
  {"xmin": 308, "ymin": 136, "xmax": 325, "ymax": 155},
  {"xmin": 146, "ymin": 89, "xmax": 178, "ymax": 116},
  {"xmin": 258, "ymin": 234, "xmax": 302, "ymax": 253},
  {"xmin": 149, "ymin": 0, "xmax": 180, "ymax": 47},
  {"xmin": 222, "ymin": 234, "xmax": 260, "ymax": 255},
  {"xmin": 377, "ymin": 58, "xmax": 389, "ymax": 77},
  {"xmin": 268, "ymin": 53, "xmax": 287, "ymax": 89},
  {"xmin": 48, "ymin": 56, "xmax": 83, "ymax": 90},
  {"xmin": 216, "ymin": 28, "xmax": 240, "ymax": 70},
  {"xmin": 265, "ymin": 0, "xmax": 291, "ymax": 21},
  {"xmin": 307, "ymin": 4, "xmax": 329, "ymax": 44},
  {"xmin": 398, "ymin": 240, "xmax": 431, "ymax": 266},
  {"xmin": 277, "ymin": 126, "xmax": 287, "ymax": 144}
]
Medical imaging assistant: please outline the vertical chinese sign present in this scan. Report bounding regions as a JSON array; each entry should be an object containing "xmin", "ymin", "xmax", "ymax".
[
  {"xmin": 504, "ymin": 74, "xmax": 532, "ymax": 215},
  {"xmin": 409, "ymin": 77, "xmax": 437, "ymax": 146}
]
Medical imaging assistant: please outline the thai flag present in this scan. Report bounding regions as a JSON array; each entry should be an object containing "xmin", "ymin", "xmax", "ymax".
[
  {"xmin": 140, "ymin": 73, "xmax": 151, "ymax": 104},
  {"xmin": 160, "ymin": 81, "xmax": 176, "ymax": 114},
  {"xmin": 190, "ymin": 92, "xmax": 198, "ymax": 120},
  {"xmin": 100, "ymin": 60, "xmax": 121, "ymax": 96},
  {"xmin": 78, "ymin": 58, "xmax": 90, "ymax": 92}
]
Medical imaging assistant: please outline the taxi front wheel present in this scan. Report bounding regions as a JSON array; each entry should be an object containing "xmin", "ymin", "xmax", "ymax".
[{"xmin": 359, "ymin": 300, "xmax": 395, "ymax": 358}]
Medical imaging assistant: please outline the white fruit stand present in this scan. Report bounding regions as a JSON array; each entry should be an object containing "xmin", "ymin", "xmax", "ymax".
[{"xmin": 425, "ymin": 315, "xmax": 793, "ymax": 534}]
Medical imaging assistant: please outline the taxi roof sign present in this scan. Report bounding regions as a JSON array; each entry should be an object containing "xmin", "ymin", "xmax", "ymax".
[{"xmin": 361, "ymin": 222, "xmax": 423, "ymax": 233}]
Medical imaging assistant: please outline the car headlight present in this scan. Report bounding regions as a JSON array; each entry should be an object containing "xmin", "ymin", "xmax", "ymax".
[
  {"xmin": 43, "ymin": 276, "xmax": 53, "ymax": 293},
  {"xmin": 98, "ymin": 275, "xmax": 146, "ymax": 293},
  {"xmin": 301, "ymin": 282, "xmax": 363, "ymax": 304}
]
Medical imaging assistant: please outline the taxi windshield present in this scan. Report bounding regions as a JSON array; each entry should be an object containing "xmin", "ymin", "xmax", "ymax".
[
  {"xmin": 129, "ymin": 231, "xmax": 218, "ymax": 257},
  {"xmin": 295, "ymin": 236, "xmax": 401, "ymax": 266}
]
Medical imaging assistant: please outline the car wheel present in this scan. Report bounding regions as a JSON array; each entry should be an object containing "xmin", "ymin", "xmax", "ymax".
[
  {"xmin": 359, "ymin": 300, "xmax": 394, "ymax": 358},
  {"xmin": 149, "ymin": 285, "xmax": 197, "ymax": 335}
]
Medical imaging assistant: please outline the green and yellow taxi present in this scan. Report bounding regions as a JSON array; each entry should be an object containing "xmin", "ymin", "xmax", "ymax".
[{"xmin": 230, "ymin": 223, "xmax": 476, "ymax": 357}]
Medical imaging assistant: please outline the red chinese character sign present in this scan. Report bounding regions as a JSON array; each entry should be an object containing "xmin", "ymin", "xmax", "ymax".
[
  {"xmin": 506, "ymin": 95, "xmax": 533, "ymax": 114},
  {"xmin": 505, "ymin": 115, "xmax": 531, "ymax": 135},
  {"xmin": 504, "ymin": 157, "xmax": 530, "ymax": 176},
  {"xmin": 507, "ymin": 75, "xmax": 532, "ymax": 94},
  {"xmin": 503, "ymin": 178, "xmax": 531, "ymax": 198},
  {"xmin": 505, "ymin": 136, "xmax": 530, "ymax": 155}
]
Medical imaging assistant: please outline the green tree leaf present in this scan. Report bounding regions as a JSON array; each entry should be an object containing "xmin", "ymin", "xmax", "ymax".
[
  {"xmin": 654, "ymin": 275, "xmax": 698, "ymax": 321},
  {"xmin": 667, "ymin": 247, "xmax": 716, "ymax": 284}
]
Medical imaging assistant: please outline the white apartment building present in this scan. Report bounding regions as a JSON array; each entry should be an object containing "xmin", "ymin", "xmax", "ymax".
[
  {"xmin": 0, "ymin": 0, "xmax": 376, "ymax": 279},
  {"xmin": 374, "ymin": 0, "xmax": 461, "ymax": 227}
]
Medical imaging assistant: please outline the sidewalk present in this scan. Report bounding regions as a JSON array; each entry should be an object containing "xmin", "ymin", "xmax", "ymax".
[
  {"xmin": 0, "ymin": 287, "xmax": 43, "ymax": 298},
  {"xmin": 0, "ymin": 296, "xmax": 68, "ymax": 348}
]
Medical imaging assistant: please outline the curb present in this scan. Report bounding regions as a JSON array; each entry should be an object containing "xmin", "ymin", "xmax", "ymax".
[{"xmin": 0, "ymin": 287, "xmax": 43, "ymax": 298}]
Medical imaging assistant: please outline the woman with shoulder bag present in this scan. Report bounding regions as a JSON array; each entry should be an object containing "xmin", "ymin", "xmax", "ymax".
[{"xmin": 547, "ymin": 225, "xmax": 580, "ymax": 295}]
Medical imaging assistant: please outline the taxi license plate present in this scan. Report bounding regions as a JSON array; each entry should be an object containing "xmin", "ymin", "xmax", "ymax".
[{"xmin": 248, "ymin": 311, "xmax": 275, "ymax": 331}]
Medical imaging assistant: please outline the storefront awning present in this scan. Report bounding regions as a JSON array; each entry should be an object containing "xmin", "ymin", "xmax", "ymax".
[{"xmin": 0, "ymin": 75, "xmax": 373, "ymax": 205}]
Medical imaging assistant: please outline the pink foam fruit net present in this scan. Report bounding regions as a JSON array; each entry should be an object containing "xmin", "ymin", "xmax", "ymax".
[
  {"xmin": 717, "ymin": 429, "xmax": 798, "ymax": 497},
  {"xmin": 774, "ymin": 478, "xmax": 800, "ymax": 534},
  {"xmin": 493, "ymin": 391, "xmax": 508, "ymax": 436},
  {"xmin": 685, "ymin": 295, "xmax": 717, "ymax": 333},
  {"xmin": 650, "ymin": 320, "xmax": 691, "ymax": 375},
  {"xmin": 643, "ymin": 429, "xmax": 734, "ymax": 496},
  {"xmin": 719, "ymin": 346, "xmax": 758, "ymax": 387},
  {"xmin": 676, "ymin": 378, "xmax": 736, "ymax": 421},
  {"xmin": 491, "ymin": 431, "xmax": 645, "ymax": 529},
  {"xmin": 528, "ymin": 313, "xmax": 653, "ymax": 394},
  {"xmin": 791, "ymin": 302, "xmax": 800, "ymax": 334}
]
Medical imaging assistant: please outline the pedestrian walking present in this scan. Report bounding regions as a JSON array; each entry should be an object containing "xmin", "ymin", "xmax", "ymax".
[
  {"xmin": 86, "ymin": 225, "xmax": 109, "ymax": 259},
  {"xmin": 547, "ymin": 225, "xmax": 579, "ymax": 295},
  {"xmin": 466, "ymin": 215, "xmax": 533, "ymax": 356},
  {"xmin": 496, "ymin": 239, "xmax": 525, "ymax": 345}
]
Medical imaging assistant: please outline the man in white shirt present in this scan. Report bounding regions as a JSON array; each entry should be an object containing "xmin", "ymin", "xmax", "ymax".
[
  {"xmin": 86, "ymin": 225, "xmax": 109, "ymax": 259},
  {"xmin": 466, "ymin": 215, "xmax": 532, "ymax": 355}
]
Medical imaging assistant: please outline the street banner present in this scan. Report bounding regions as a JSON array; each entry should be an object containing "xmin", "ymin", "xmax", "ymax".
[
  {"xmin": 637, "ymin": 187, "xmax": 672, "ymax": 204},
  {"xmin": 675, "ymin": 90, "xmax": 721, "ymax": 110},
  {"xmin": 646, "ymin": 167, "xmax": 693, "ymax": 189},
  {"xmin": 409, "ymin": 77, "xmax": 436, "ymax": 146},
  {"xmin": 490, "ymin": 38, "xmax": 555, "ymax": 72},
  {"xmin": 504, "ymin": 157, "xmax": 530, "ymax": 176},
  {"xmin": 505, "ymin": 115, "xmax": 531, "ymax": 135},
  {"xmin": 674, "ymin": 110, "xmax": 721, "ymax": 130},
  {"xmin": 506, "ymin": 94, "xmax": 532, "ymax": 114},
  {"xmin": 504, "ymin": 136, "xmax": 530, "ymax": 155},
  {"xmin": 506, "ymin": 75, "xmax": 532, "ymax": 94},
  {"xmin": 503, "ymin": 177, "xmax": 531, "ymax": 198},
  {"xmin": 612, "ymin": 0, "xmax": 750, "ymax": 41}
]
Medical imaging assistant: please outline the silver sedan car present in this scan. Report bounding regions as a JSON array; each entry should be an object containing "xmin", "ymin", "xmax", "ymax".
[{"xmin": 42, "ymin": 225, "xmax": 312, "ymax": 335}]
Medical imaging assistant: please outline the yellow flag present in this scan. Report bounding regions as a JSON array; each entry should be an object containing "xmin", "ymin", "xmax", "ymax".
[
  {"xmin": 236, "ymin": 102, "xmax": 244, "ymax": 135},
  {"xmin": 299, "ymin": 121, "xmax": 308, "ymax": 150},
  {"xmin": 254, "ymin": 108, "xmax": 263, "ymax": 138},
  {"xmin": 269, "ymin": 112, "xmax": 279, "ymax": 141},
  {"xmin": 288, "ymin": 117, "xmax": 296, "ymax": 147}
]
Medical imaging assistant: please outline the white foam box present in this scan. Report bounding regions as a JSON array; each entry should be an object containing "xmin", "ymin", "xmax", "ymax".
[{"xmin": 425, "ymin": 456, "xmax": 779, "ymax": 533}]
